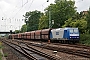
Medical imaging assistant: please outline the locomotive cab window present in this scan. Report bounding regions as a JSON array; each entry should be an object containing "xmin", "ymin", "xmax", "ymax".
[
  {"xmin": 74, "ymin": 29, "xmax": 78, "ymax": 33},
  {"xmin": 70, "ymin": 29, "xmax": 73, "ymax": 33},
  {"xmin": 70, "ymin": 29, "xmax": 79, "ymax": 34}
]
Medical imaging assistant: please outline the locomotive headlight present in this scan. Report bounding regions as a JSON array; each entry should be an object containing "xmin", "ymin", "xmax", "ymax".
[
  {"xmin": 77, "ymin": 37, "xmax": 79, "ymax": 38},
  {"xmin": 70, "ymin": 37, "xmax": 71, "ymax": 38}
]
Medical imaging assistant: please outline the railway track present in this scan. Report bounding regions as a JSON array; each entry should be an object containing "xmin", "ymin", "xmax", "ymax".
[
  {"xmin": 44, "ymin": 45, "xmax": 90, "ymax": 58},
  {"xmin": 1, "ymin": 39, "xmax": 60, "ymax": 60},
  {"xmin": 2, "ymin": 40, "xmax": 43, "ymax": 60},
  {"xmin": 19, "ymin": 40, "xmax": 90, "ymax": 58},
  {"xmin": 21, "ymin": 40, "xmax": 90, "ymax": 51},
  {"xmin": 52, "ymin": 43, "xmax": 90, "ymax": 50},
  {"xmin": 5, "ymin": 39, "xmax": 90, "ymax": 58}
]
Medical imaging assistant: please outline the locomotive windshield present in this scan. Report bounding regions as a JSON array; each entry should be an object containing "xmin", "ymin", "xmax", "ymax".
[
  {"xmin": 70, "ymin": 29, "xmax": 79, "ymax": 33},
  {"xmin": 70, "ymin": 29, "xmax": 73, "ymax": 33},
  {"xmin": 74, "ymin": 29, "xmax": 79, "ymax": 33}
]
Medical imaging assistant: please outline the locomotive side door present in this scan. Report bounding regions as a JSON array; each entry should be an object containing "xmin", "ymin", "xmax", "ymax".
[{"xmin": 63, "ymin": 30, "xmax": 68, "ymax": 39}]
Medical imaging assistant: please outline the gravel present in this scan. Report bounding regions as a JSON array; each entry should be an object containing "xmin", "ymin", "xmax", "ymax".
[
  {"xmin": 2, "ymin": 43, "xmax": 29, "ymax": 60},
  {"xmin": 1, "ymin": 40, "xmax": 90, "ymax": 60},
  {"xmin": 28, "ymin": 43, "xmax": 90, "ymax": 60}
]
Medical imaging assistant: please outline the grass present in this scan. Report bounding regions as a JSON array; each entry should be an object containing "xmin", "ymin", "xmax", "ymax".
[
  {"xmin": 0, "ymin": 42, "xmax": 3, "ymax": 49},
  {"xmin": 0, "ymin": 52, "xmax": 2, "ymax": 60},
  {"xmin": 0, "ymin": 42, "xmax": 3, "ymax": 60}
]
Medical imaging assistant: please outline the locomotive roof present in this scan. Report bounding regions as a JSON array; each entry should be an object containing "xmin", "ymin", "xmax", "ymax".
[
  {"xmin": 64, "ymin": 27, "xmax": 78, "ymax": 30},
  {"xmin": 51, "ymin": 27, "xmax": 78, "ymax": 31}
]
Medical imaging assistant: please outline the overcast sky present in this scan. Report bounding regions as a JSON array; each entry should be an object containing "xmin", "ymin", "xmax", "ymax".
[{"xmin": 0, "ymin": 0, "xmax": 90, "ymax": 32}]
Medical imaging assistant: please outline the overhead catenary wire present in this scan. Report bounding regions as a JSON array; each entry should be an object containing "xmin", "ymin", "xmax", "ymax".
[
  {"xmin": 36, "ymin": 1, "xmax": 47, "ymax": 9},
  {"xmin": 11, "ymin": 0, "xmax": 30, "ymax": 19},
  {"xmin": 11, "ymin": 0, "xmax": 49, "ymax": 19},
  {"xmin": 8, "ymin": 0, "xmax": 25, "ymax": 18},
  {"xmin": 22, "ymin": 0, "xmax": 28, "ymax": 7},
  {"xmin": 27, "ymin": 0, "xmax": 35, "ymax": 11},
  {"xmin": 26, "ymin": 0, "xmax": 48, "ymax": 18},
  {"xmin": 0, "ymin": 6, "xmax": 7, "ymax": 18},
  {"xmin": 10, "ymin": 0, "xmax": 53, "ymax": 19},
  {"xmin": 11, "ymin": 0, "xmax": 36, "ymax": 19},
  {"xmin": 22, "ymin": 0, "xmax": 23, "ymax": 7},
  {"xmin": 0, "ymin": 0, "xmax": 50, "ymax": 31},
  {"xmin": 0, "ymin": 0, "xmax": 46, "ymax": 32},
  {"xmin": 8, "ymin": 0, "xmax": 31, "ymax": 31}
]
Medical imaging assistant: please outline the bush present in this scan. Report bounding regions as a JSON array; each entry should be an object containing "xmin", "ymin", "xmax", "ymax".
[
  {"xmin": 0, "ymin": 52, "xmax": 2, "ymax": 60},
  {"xmin": 80, "ymin": 34, "xmax": 90, "ymax": 46}
]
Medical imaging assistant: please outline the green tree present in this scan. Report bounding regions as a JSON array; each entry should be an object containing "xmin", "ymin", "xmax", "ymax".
[
  {"xmin": 23, "ymin": 10, "xmax": 43, "ymax": 31},
  {"xmin": 86, "ymin": 8, "xmax": 90, "ymax": 33},
  {"xmin": 45, "ymin": 0, "xmax": 76, "ymax": 28},
  {"xmin": 62, "ymin": 18, "xmax": 73, "ymax": 27},
  {"xmin": 71, "ymin": 19, "xmax": 87, "ymax": 33},
  {"xmin": 21, "ymin": 24, "xmax": 27, "ymax": 32},
  {"xmin": 38, "ymin": 15, "xmax": 48, "ymax": 29},
  {"xmin": 55, "ymin": 0, "xmax": 66, "ymax": 3},
  {"xmin": 14, "ymin": 30, "xmax": 20, "ymax": 33},
  {"xmin": 63, "ymin": 18, "xmax": 87, "ymax": 33}
]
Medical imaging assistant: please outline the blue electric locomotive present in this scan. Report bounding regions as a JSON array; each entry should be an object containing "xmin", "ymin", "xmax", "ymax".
[{"xmin": 50, "ymin": 28, "xmax": 79, "ymax": 43}]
